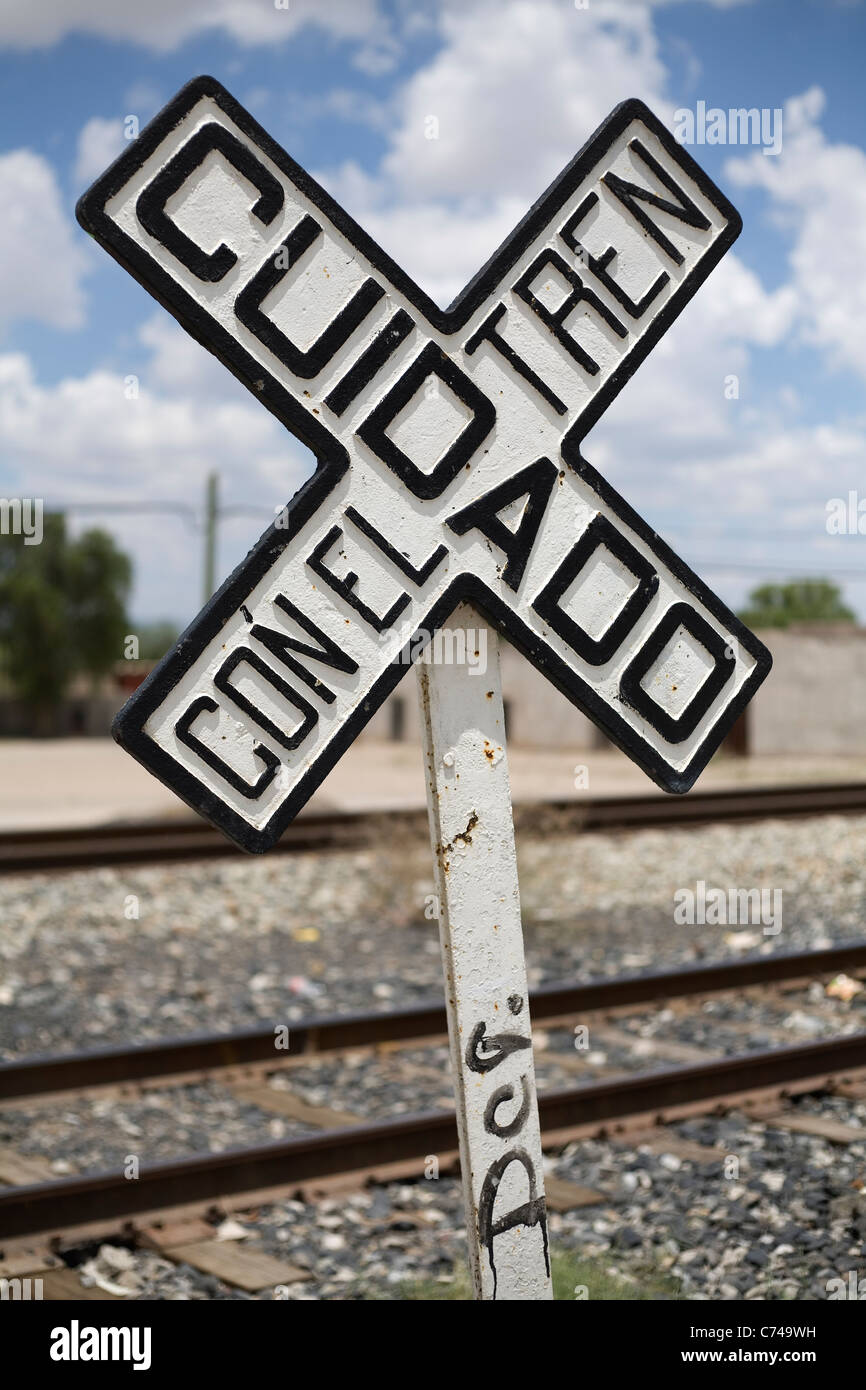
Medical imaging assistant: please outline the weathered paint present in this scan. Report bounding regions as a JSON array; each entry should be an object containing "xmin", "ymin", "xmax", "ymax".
[
  {"xmin": 77, "ymin": 76, "xmax": 771, "ymax": 853},
  {"xmin": 417, "ymin": 605, "xmax": 552, "ymax": 1301}
]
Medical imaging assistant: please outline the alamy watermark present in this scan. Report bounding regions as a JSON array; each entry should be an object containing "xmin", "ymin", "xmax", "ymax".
[
  {"xmin": 1, "ymin": 1276, "xmax": 43, "ymax": 1300},
  {"xmin": 0, "ymin": 497, "xmax": 42, "ymax": 545},
  {"xmin": 50, "ymin": 1322, "xmax": 151, "ymax": 1370},
  {"xmin": 826, "ymin": 1271, "xmax": 866, "ymax": 1300},
  {"xmin": 674, "ymin": 880, "xmax": 782, "ymax": 936},
  {"xmin": 674, "ymin": 102, "xmax": 782, "ymax": 157},
  {"xmin": 380, "ymin": 624, "xmax": 488, "ymax": 675},
  {"xmin": 826, "ymin": 492, "xmax": 866, "ymax": 535}
]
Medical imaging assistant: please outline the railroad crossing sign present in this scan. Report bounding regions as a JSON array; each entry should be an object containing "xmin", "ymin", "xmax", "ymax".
[
  {"xmin": 79, "ymin": 77, "xmax": 771, "ymax": 1302},
  {"xmin": 79, "ymin": 77, "xmax": 770, "ymax": 853}
]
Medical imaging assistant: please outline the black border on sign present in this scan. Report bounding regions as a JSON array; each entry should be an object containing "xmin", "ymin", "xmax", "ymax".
[
  {"xmin": 76, "ymin": 76, "xmax": 771, "ymax": 853},
  {"xmin": 619, "ymin": 600, "xmax": 735, "ymax": 743}
]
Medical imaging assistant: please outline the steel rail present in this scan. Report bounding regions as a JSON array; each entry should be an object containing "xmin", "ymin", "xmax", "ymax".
[
  {"xmin": 2, "ymin": 1030, "xmax": 865, "ymax": 1242},
  {"xmin": 2, "ymin": 780, "xmax": 866, "ymax": 873},
  {"xmin": 3, "ymin": 940, "xmax": 866, "ymax": 1104}
]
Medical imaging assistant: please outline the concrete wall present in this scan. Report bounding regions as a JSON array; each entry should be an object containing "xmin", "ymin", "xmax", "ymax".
[
  {"xmin": 5, "ymin": 625, "xmax": 864, "ymax": 755},
  {"xmin": 359, "ymin": 625, "xmax": 866, "ymax": 755},
  {"xmin": 498, "ymin": 642, "xmax": 603, "ymax": 748},
  {"xmin": 748, "ymin": 625, "xmax": 866, "ymax": 756},
  {"xmin": 360, "ymin": 637, "xmax": 602, "ymax": 749}
]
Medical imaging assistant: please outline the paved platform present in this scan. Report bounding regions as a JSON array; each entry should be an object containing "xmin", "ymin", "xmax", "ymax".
[{"xmin": 1, "ymin": 737, "xmax": 865, "ymax": 831}]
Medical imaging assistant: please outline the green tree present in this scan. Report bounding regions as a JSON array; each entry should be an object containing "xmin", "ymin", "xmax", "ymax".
[
  {"xmin": 67, "ymin": 527, "xmax": 132, "ymax": 684},
  {"xmin": 738, "ymin": 579, "xmax": 856, "ymax": 630},
  {"xmin": 0, "ymin": 513, "xmax": 131, "ymax": 720},
  {"xmin": 0, "ymin": 513, "xmax": 72, "ymax": 708}
]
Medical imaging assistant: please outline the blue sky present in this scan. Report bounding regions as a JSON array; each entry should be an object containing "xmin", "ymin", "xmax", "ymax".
[{"xmin": 0, "ymin": 0, "xmax": 865, "ymax": 624}]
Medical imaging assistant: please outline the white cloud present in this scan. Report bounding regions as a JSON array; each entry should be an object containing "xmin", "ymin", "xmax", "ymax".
[
  {"xmin": 381, "ymin": 0, "xmax": 670, "ymax": 204},
  {"xmin": 74, "ymin": 116, "xmax": 125, "ymax": 186},
  {"xmin": 320, "ymin": 0, "xmax": 672, "ymax": 305},
  {"xmin": 0, "ymin": 350, "xmax": 282, "ymax": 479},
  {"xmin": 0, "ymin": 0, "xmax": 384, "ymax": 52},
  {"xmin": 586, "ymin": 250, "xmax": 797, "ymax": 467},
  {"xmin": 727, "ymin": 87, "xmax": 866, "ymax": 383},
  {"xmin": 313, "ymin": 3, "xmax": 866, "ymax": 619},
  {"xmin": 10, "ymin": 0, "xmax": 862, "ymax": 623},
  {"xmin": 136, "ymin": 313, "xmax": 234, "ymax": 399},
  {"xmin": 308, "ymin": 8, "xmax": 853, "ymax": 553},
  {"xmin": 123, "ymin": 81, "xmax": 164, "ymax": 117},
  {"xmin": 0, "ymin": 150, "xmax": 88, "ymax": 332},
  {"xmin": 0, "ymin": 345, "xmax": 312, "ymax": 620},
  {"xmin": 318, "ymin": 160, "xmax": 528, "ymax": 307},
  {"xmin": 648, "ymin": 0, "xmax": 754, "ymax": 7}
]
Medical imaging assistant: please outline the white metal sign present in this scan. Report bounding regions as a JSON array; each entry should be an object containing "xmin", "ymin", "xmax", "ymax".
[
  {"xmin": 78, "ymin": 76, "xmax": 771, "ymax": 853},
  {"xmin": 80, "ymin": 76, "xmax": 773, "ymax": 1304}
]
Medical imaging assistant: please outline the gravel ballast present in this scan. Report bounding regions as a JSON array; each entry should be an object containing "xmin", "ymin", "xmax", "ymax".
[
  {"xmin": 1, "ymin": 811, "xmax": 865, "ymax": 1058},
  {"xmin": 2, "ymin": 811, "xmax": 866, "ymax": 1300}
]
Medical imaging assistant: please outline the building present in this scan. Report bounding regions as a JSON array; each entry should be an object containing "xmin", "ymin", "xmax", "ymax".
[
  {"xmin": 361, "ymin": 624, "xmax": 866, "ymax": 756},
  {"xmin": 3, "ymin": 625, "xmax": 864, "ymax": 757}
]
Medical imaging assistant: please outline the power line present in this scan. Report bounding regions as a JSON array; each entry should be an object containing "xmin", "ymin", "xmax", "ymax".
[
  {"xmin": 54, "ymin": 500, "xmax": 199, "ymax": 529},
  {"xmin": 48, "ymin": 500, "xmax": 866, "ymax": 581},
  {"xmin": 683, "ymin": 558, "xmax": 866, "ymax": 577}
]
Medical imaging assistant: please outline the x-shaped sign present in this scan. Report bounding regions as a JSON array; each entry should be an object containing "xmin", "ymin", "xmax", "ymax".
[{"xmin": 78, "ymin": 77, "xmax": 771, "ymax": 852}]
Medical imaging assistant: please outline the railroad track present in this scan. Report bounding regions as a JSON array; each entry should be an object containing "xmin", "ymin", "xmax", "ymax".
[
  {"xmin": 3, "ymin": 939, "xmax": 866, "ymax": 1104},
  {"xmin": 3, "ymin": 779, "xmax": 866, "ymax": 873},
  {"xmin": 2, "ymin": 941, "xmax": 866, "ymax": 1246},
  {"xmin": 3, "ymin": 1036, "xmax": 866, "ymax": 1247}
]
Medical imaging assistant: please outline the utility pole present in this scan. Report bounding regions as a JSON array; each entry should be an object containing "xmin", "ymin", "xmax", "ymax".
[{"xmin": 203, "ymin": 471, "xmax": 218, "ymax": 603}]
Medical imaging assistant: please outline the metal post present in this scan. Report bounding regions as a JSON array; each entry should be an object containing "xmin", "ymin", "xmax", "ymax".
[
  {"xmin": 203, "ymin": 470, "xmax": 218, "ymax": 603},
  {"xmin": 416, "ymin": 603, "xmax": 552, "ymax": 1301}
]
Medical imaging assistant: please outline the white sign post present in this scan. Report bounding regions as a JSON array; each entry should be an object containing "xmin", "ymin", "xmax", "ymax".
[
  {"xmin": 79, "ymin": 76, "xmax": 772, "ymax": 1300},
  {"xmin": 418, "ymin": 606, "xmax": 551, "ymax": 1299}
]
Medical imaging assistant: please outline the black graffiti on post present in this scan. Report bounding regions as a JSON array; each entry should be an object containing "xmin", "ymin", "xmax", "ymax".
[
  {"xmin": 477, "ymin": 1149, "xmax": 550, "ymax": 1300},
  {"xmin": 465, "ymin": 1019, "xmax": 532, "ymax": 1074},
  {"xmin": 466, "ymin": 999, "xmax": 550, "ymax": 1298},
  {"xmin": 484, "ymin": 1077, "xmax": 532, "ymax": 1139}
]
